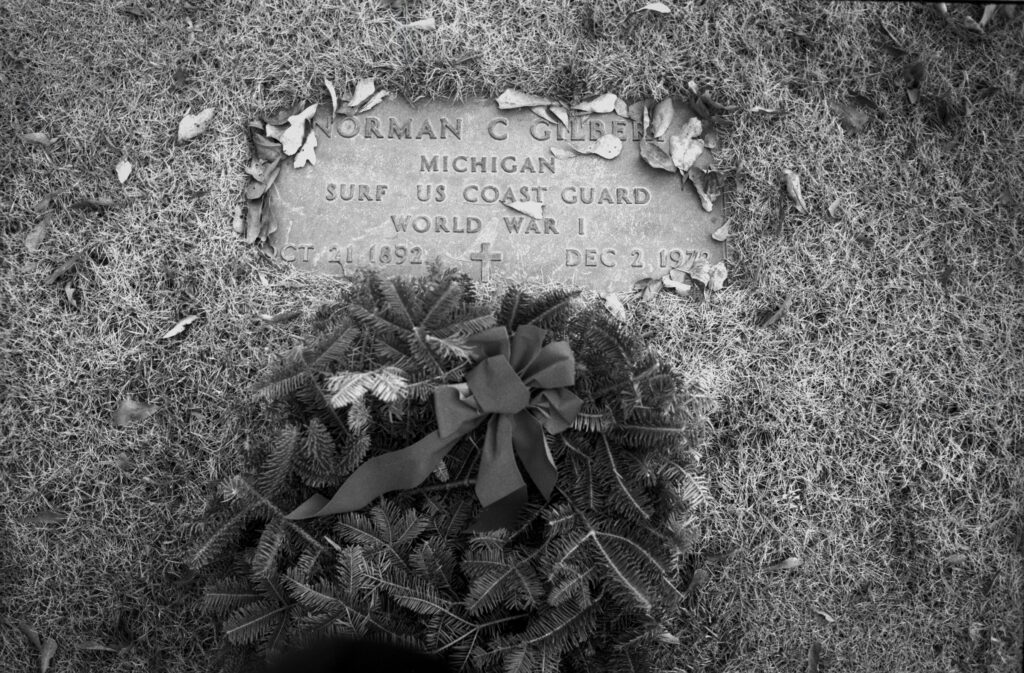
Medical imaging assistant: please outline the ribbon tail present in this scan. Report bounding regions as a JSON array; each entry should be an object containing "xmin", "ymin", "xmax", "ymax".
[
  {"xmin": 511, "ymin": 410, "xmax": 557, "ymax": 500},
  {"xmin": 475, "ymin": 415, "xmax": 526, "ymax": 507},
  {"xmin": 468, "ymin": 486, "xmax": 528, "ymax": 532},
  {"xmin": 286, "ymin": 429, "xmax": 463, "ymax": 519}
]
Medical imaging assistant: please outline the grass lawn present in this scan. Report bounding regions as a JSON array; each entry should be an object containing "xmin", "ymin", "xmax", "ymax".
[{"xmin": 2, "ymin": 0, "xmax": 1022, "ymax": 671}]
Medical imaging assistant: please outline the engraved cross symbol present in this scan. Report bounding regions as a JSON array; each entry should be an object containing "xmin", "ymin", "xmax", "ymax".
[{"xmin": 469, "ymin": 242, "xmax": 503, "ymax": 281}]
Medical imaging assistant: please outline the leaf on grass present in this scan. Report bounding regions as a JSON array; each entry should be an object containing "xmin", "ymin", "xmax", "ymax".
[
  {"xmin": 401, "ymin": 16, "xmax": 436, "ymax": 30},
  {"xmin": 75, "ymin": 640, "xmax": 121, "ymax": 652},
  {"xmin": 324, "ymin": 78, "xmax": 338, "ymax": 118},
  {"xmin": 614, "ymin": 96, "xmax": 628, "ymax": 117},
  {"xmin": 669, "ymin": 118, "xmax": 704, "ymax": 171},
  {"xmin": 231, "ymin": 204, "xmax": 245, "ymax": 234},
  {"xmin": 636, "ymin": 2, "xmax": 671, "ymax": 14},
  {"xmin": 281, "ymin": 104, "xmax": 318, "ymax": 156},
  {"xmin": 20, "ymin": 509, "xmax": 68, "ymax": 525},
  {"xmin": 901, "ymin": 60, "xmax": 925, "ymax": 105},
  {"xmin": 245, "ymin": 199, "xmax": 263, "ymax": 244},
  {"xmin": 573, "ymin": 93, "xmax": 618, "ymax": 114},
  {"xmin": 711, "ymin": 222, "xmax": 730, "ymax": 241},
  {"xmin": 293, "ymin": 130, "xmax": 317, "ymax": 169},
  {"xmin": 827, "ymin": 197, "xmax": 842, "ymax": 221},
  {"xmin": 502, "ymin": 199, "xmax": 543, "ymax": 219},
  {"xmin": 113, "ymin": 399, "xmax": 158, "ymax": 427},
  {"xmin": 40, "ymin": 637, "xmax": 57, "ymax": 673},
  {"xmin": 572, "ymin": 134, "xmax": 622, "ymax": 159},
  {"xmin": 34, "ymin": 193, "xmax": 56, "ymax": 213},
  {"xmin": 813, "ymin": 608, "xmax": 836, "ymax": 624},
  {"xmin": 601, "ymin": 293, "xmax": 627, "ymax": 321},
  {"xmin": 782, "ymin": 169, "xmax": 808, "ymax": 213},
  {"xmin": 358, "ymin": 89, "xmax": 390, "ymax": 113},
  {"xmin": 161, "ymin": 314, "xmax": 199, "ymax": 339},
  {"xmin": 258, "ymin": 309, "xmax": 302, "ymax": 323},
  {"xmin": 497, "ymin": 89, "xmax": 555, "ymax": 110},
  {"xmin": 639, "ymin": 139, "xmax": 675, "ymax": 173},
  {"xmin": 627, "ymin": 100, "xmax": 647, "ymax": 124},
  {"xmin": 349, "ymin": 78, "xmax": 376, "ymax": 109},
  {"xmin": 765, "ymin": 556, "xmax": 802, "ymax": 572},
  {"xmin": 758, "ymin": 292, "xmax": 793, "ymax": 328},
  {"xmin": 114, "ymin": 159, "xmax": 133, "ymax": 184},
  {"xmin": 687, "ymin": 258, "xmax": 712, "ymax": 287},
  {"xmin": 707, "ymin": 261, "xmax": 727, "ymax": 291},
  {"xmin": 25, "ymin": 214, "xmax": 52, "ymax": 253},
  {"xmin": 806, "ymin": 642, "xmax": 822, "ymax": 673},
  {"xmin": 22, "ymin": 131, "xmax": 51, "ymax": 147},
  {"xmin": 252, "ymin": 132, "xmax": 283, "ymax": 162},
  {"xmin": 177, "ymin": 107, "xmax": 216, "ymax": 142},
  {"xmin": 661, "ymin": 269, "xmax": 691, "ymax": 295},
  {"xmin": 979, "ymin": 3, "xmax": 998, "ymax": 28},
  {"xmin": 650, "ymin": 98, "xmax": 674, "ymax": 139}
]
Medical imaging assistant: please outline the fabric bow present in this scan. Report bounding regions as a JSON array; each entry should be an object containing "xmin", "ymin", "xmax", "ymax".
[{"xmin": 287, "ymin": 325, "xmax": 583, "ymax": 529}]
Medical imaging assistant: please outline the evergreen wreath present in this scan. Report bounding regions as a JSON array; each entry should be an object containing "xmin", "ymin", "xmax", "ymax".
[{"xmin": 195, "ymin": 267, "xmax": 707, "ymax": 673}]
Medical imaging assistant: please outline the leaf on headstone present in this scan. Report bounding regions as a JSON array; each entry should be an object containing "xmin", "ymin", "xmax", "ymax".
[
  {"xmin": 358, "ymin": 89, "xmax": 390, "ymax": 113},
  {"xmin": 161, "ymin": 314, "xmax": 199, "ymax": 340},
  {"xmin": 44, "ymin": 255, "xmax": 83, "ymax": 285},
  {"xmin": 650, "ymin": 98, "xmax": 674, "ymax": 138},
  {"xmin": 827, "ymin": 197, "xmax": 842, "ymax": 221},
  {"xmin": 627, "ymin": 100, "xmax": 647, "ymax": 124},
  {"xmin": 64, "ymin": 281, "xmax": 77, "ymax": 308},
  {"xmin": 113, "ymin": 398, "xmax": 158, "ymax": 427},
  {"xmin": 661, "ymin": 269, "xmax": 692, "ymax": 295},
  {"xmin": 281, "ymin": 103, "xmax": 318, "ymax": 156},
  {"xmin": 263, "ymin": 124, "xmax": 287, "ymax": 141},
  {"xmin": 502, "ymin": 199, "xmax": 543, "ymax": 219},
  {"xmin": 324, "ymin": 78, "xmax": 338, "ymax": 118},
  {"xmin": 231, "ymin": 204, "xmax": 244, "ymax": 234},
  {"xmin": 782, "ymin": 169, "xmax": 808, "ymax": 213},
  {"xmin": 349, "ymin": 78, "xmax": 376, "ymax": 109},
  {"xmin": 711, "ymin": 221, "xmax": 730, "ymax": 241},
  {"xmin": 707, "ymin": 261, "xmax": 727, "ymax": 291},
  {"xmin": 177, "ymin": 107, "xmax": 216, "ymax": 142},
  {"xmin": 614, "ymin": 96, "xmax": 629, "ymax": 118},
  {"xmin": 531, "ymin": 106, "xmax": 558, "ymax": 124},
  {"xmin": 573, "ymin": 93, "xmax": 618, "ymax": 114},
  {"xmin": 245, "ymin": 199, "xmax": 263, "ymax": 244},
  {"xmin": 252, "ymin": 132, "xmax": 283, "ymax": 162},
  {"xmin": 22, "ymin": 131, "xmax": 51, "ymax": 147},
  {"xmin": 669, "ymin": 118, "xmax": 704, "ymax": 171},
  {"xmin": 758, "ymin": 292, "xmax": 793, "ymax": 327},
  {"xmin": 765, "ymin": 556, "xmax": 802, "ymax": 572},
  {"xmin": 688, "ymin": 258, "xmax": 711, "ymax": 286},
  {"xmin": 115, "ymin": 159, "xmax": 132, "ymax": 184},
  {"xmin": 636, "ymin": 2, "xmax": 671, "ymax": 14},
  {"xmin": 25, "ymin": 214, "xmax": 52, "ymax": 253},
  {"xmin": 688, "ymin": 167, "xmax": 719, "ymax": 212},
  {"xmin": 549, "ymin": 106, "xmax": 570, "ymax": 129},
  {"xmin": 497, "ymin": 89, "xmax": 556, "ymax": 110},
  {"xmin": 639, "ymin": 139, "xmax": 675, "ymax": 172},
  {"xmin": 813, "ymin": 608, "xmax": 836, "ymax": 624},
  {"xmin": 549, "ymin": 146, "xmax": 579, "ymax": 159},
  {"xmin": 806, "ymin": 642, "xmax": 822, "ymax": 673},
  {"xmin": 19, "ymin": 509, "xmax": 68, "ymax": 525},
  {"xmin": 401, "ymin": 16, "xmax": 436, "ymax": 30},
  {"xmin": 293, "ymin": 130, "xmax": 317, "ymax": 169},
  {"xmin": 572, "ymin": 134, "xmax": 622, "ymax": 159},
  {"xmin": 40, "ymin": 637, "xmax": 57, "ymax": 673},
  {"xmin": 601, "ymin": 292, "xmax": 628, "ymax": 321}
]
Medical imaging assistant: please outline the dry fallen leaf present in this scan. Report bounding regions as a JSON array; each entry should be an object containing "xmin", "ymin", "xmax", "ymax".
[
  {"xmin": 115, "ymin": 159, "xmax": 132, "ymax": 184},
  {"xmin": 324, "ymin": 77, "xmax": 338, "ymax": 118},
  {"xmin": 401, "ymin": 16, "xmax": 436, "ymax": 30},
  {"xmin": 749, "ymin": 105, "xmax": 783, "ymax": 115},
  {"xmin": 13, "ymin": 621, "xmax": 42, "ymax": 650},
  {"xmin": 669, "ymin": 118, "xmax": 704, "ymax": 171},
  {"xmin": 688, "ymin": 168, "xmax": 718, "ymax": 212},
  {"xmin": 759, "ymin": 292, "xmax": 793, "ymax": 328},
  {"xmin": 573, "ymin": 134, "xmax": 622, "ymax": 159},
  {"xmin": 683, "ymin": 568, "xmax": 709, "ymax": 594},
  {"xmin": 531, "ymin": 106, "xmax": 558, "ymax": 125},
  {"xmin": 614, "ymin": 96, "xmax": 628, "ymax": 118},
  {"xmin": 827, "ymin": 197, "xmax": 842, "ymax": 221},
  {"xmin": 765, "ymin": 556, "xmax": 802, "ymax": 572},
  {"xmin": 245, "ymin": 199, "xmax": 263, "ymax": 244},
  {"xmin": 502, "ymin": 199, "xmax": 544, "ymax": 219},
  {"xmin": 280, "ymin": 103, "xmax": 318, "ymax": 156},
  {"xmin": 661, "ymin": 269, "xmax": 692, "ymax": 295},
  {"xmin": 177, "ymin": 107, "xmax": 216, "ymax": 142},
  {"xmin": 813, "ymin": 608, "xmax": 836, "ymax": 624},
  {"xmin": 113, "ymin": 399, "xmax": 159, "ymax": 427},
  {"xmin": 40, "ymin": 637, "xmax": 57, "ymax": 673},
  {"xmin": 979, "ymin": 3, "xmax": 998, "ymax": 27},
  {"xmin": 258, "ymin": 309, "xmax": 302, "ymax": 323},
  {"xmin": 637, "ymin": 2, "xmax": 671, "ymax": 14},
  {"xmin": 573, "ymin": 92, "xmax": 618, "ymax": 114},
  {"xmin": 782, "ymin": 169, "xmax": 808, "ymax": 213},
  {"xmin": 707, "ymin": 261, "xmax": 727, "ymax": 291},
  {"xmin": 549, "ymin": 146, "xmax": 579, "ymax": 159},
  {"xmin": 75, "ymin": 640, "xmax": 121, "ymax": 653},
  {"xmin": 497, "ymin": 89, "xmax": 556, "ymax": 110},
  {"xmin": 293, "ymin": 130, "xmax": 317, "ymax": 169},
  {"xmin": 349, "ymin": 78, "xmax": 376, "ymax": 109},
  {"xmin": 711, "ymin": 222, "xmax": 730, "ymax": 242},
  {"xmin": 358, "ymin": 89, "xmax": 390, "ymax": 113},
  {"xmin": 25, "ymin": 214, "xmax": 52, "ymax": 253},
  {"xmin": 639, "ymin": 139, "xmax": 675, "ymax": 173},
  {"xmin": 650, "ymin": 98, "xmax": 674, "ymax": 139},
  {"xmin": 22, "ymin": 131, "xmax": 51, "ymax": 147},
  {"xmin": 549, "ymin": 106, "xmax": 570, "ymax": 129},
  {"xmin": 161, "ymin": 314, "xmax": 199, "ymax": 339},
  {"xmin": 688, "ymin": 258, "xmax": 711, "ymax": 286},
  {"xmin": 902, "ymin": 60, "xmax": 925, "ymax": 105},
  {"xmin": 252, "ymin": 132, "xmax": 283, "ymax": 162},
  {"xmin": 601, "ymin": 293, "xmax": 627, "ymax": 321},
  {"xmin": 806, "ymin": 642, "xmax": 822, "ymax": 673}
]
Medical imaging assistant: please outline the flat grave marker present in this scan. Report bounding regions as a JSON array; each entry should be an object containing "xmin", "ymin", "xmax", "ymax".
[{"xmin": 268, "ymin": 97, "xmax": 723, "ymax": 292}]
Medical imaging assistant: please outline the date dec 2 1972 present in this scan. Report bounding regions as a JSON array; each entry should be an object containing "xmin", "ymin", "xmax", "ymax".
[{"xmin": 267, "ymin": 97, "xmax": 723, "ymax": 292}]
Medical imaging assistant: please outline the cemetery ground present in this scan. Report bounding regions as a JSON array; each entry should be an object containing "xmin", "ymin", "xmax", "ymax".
[{"xmin": 1, "ymin": 1, "xmax": 1022, "ymax": 671}]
